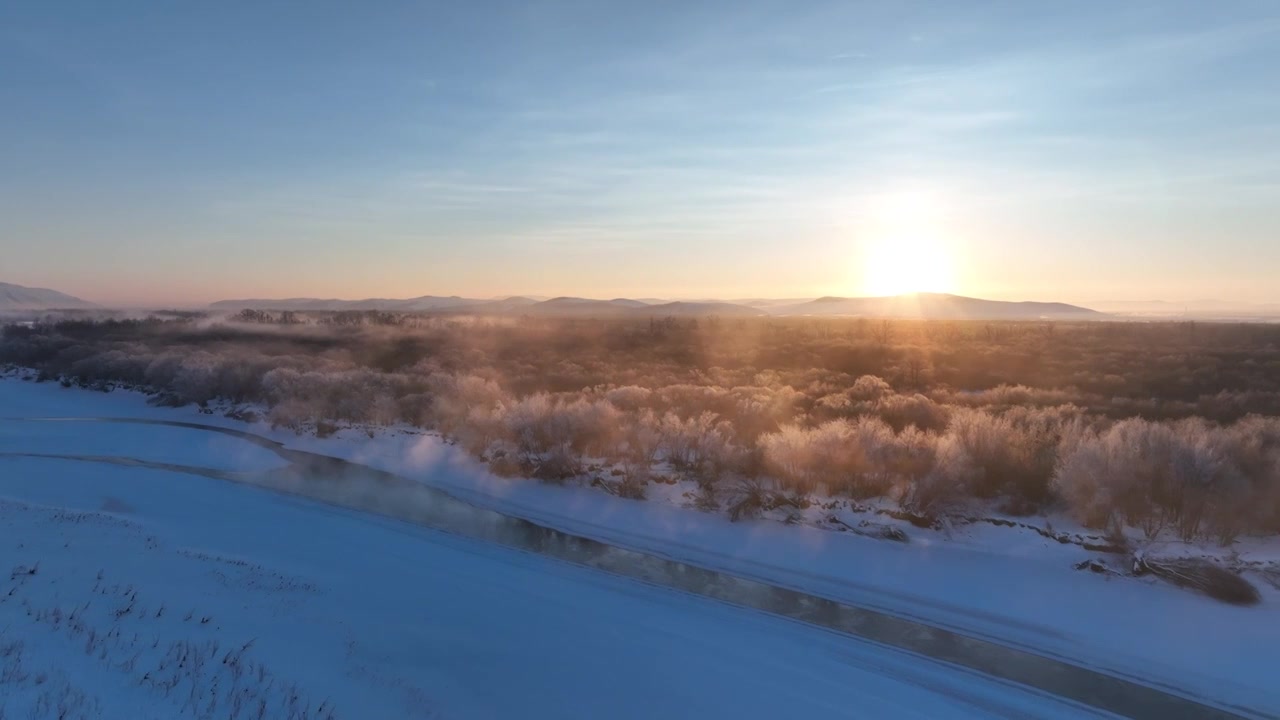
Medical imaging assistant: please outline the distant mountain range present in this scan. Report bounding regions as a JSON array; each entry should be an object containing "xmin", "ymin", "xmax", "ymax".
[
  {"xmin": 209, "ymin": 292, "xmax": 1103, "ymax": 320},
  {"xmin": 1086, "ymin": 299, "xmax": 1280, "ymax": 318},
  {"xmin": 211, "ymin": 295, "xmax": 769, "ymax": 318},
  {"xmin": 0, "ymin": 282, "xmax": 96, "ymax": 311},
  {"xmin": 769, "ymin": 294, "xmax": 1104, "ymax": 320},
  {"xmin": 208, "ymin": 295, "xmax": 480, "ymax": 312},
  {"xmin": 12, "ymin": 280, "xmax": 1280, "ymax": 320}
]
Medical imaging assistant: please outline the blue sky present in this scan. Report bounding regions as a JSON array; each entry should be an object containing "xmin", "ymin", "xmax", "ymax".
[{"xmin": 2, "ymin": 0, "xmax": 1279, "ymax": 306}]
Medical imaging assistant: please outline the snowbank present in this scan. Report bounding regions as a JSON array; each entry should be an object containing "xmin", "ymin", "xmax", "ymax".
[{"xmin": 3, "ymin": 375, "xmax": 1278, "ymax": 717}]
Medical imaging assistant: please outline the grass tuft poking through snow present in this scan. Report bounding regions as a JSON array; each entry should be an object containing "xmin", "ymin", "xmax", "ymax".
[{"xmin": 3, "ymin": 554, "xmax": 338, "ymax": 720}]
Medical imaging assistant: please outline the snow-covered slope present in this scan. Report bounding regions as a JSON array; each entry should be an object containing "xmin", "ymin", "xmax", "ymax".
[
  {"xmin": 0, "ymin": 282, "xmax": 96, "ymax": 311},
  {"xmin": 0, "ymin": 386, "xmax": 1107, "ymax": 719},
  {"xmin": 2, "ymin": 376, "xmax": 1278, "ymax": 718}
]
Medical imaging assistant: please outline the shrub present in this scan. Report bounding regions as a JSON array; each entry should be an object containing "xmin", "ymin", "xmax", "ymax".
[
  {"xmin": 615, "ymin": 474, "xmax": 648, "ymax": 500},
  {"xmin": 877, "ymin": 393, "xmax": 950, "ymax": 432},
  {"xmin": 528, "ymin": 445, "xmax": 581, "ymax": 483},
  {"xmin": 1137, "ymin": 556, "xmax": 1261, "ymax": 606},
  {"xmin": 759, "ymin": 418, "xmax": 899, "ymax": 497},
  {"xmin": 900, "ymin": 434, "xmax": 973, "ymax": 518},
  {"xmin": 850, "ymin": 375, "xmax": 892, "ymax": 402},
  {"xmin": 726, "ymin": 479, "xmax": 771, "ymax": 522},
  {"xmin": 1054, "ymin": 418, "xmax": 1260, "ymax": 542}
]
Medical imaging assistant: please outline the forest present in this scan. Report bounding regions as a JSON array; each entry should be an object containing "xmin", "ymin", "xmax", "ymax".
[{"xmin": 4, "ymin": 311, "xmax": 1280, "ymax": 545}]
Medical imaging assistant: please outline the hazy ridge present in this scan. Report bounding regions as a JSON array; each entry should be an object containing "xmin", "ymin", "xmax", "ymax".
[
  {"xmin": 0, "ymin": 281, "xmax": 96, "ymax": 311},
  {"xmin": 18, "ymin": 279, "xmax": 1280, "ymax": 319},
  {"xmin": 208, "ymin": 292, "xmax": 1103, "ymax": 320}
]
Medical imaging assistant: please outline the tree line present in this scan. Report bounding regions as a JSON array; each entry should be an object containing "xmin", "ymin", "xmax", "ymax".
[{"xmin": 3, "ymin": 314, "xmax": 1279, "ymax": 543}]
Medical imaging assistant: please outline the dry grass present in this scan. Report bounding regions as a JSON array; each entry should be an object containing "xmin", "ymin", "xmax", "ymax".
[{"xmin": 1136, "ymin": 556, "xmax": 1261, "ymax": 606}]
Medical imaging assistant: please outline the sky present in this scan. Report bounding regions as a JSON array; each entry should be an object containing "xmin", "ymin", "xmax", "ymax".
[{"xmin": 2, "ymin": 0, "xmax": 1279, "ymax": 307}]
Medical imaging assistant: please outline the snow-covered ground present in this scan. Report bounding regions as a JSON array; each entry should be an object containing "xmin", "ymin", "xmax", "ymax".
[
  {"xmin": 0, "ymin": 381, "xmax": 1115, "ymax": 719},
  {"xmin": 3, "ymin": 375, "xmax": 1279, "ymax": 717}
]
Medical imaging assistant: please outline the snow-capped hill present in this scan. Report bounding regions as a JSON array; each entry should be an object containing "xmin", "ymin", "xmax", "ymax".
[{"xmin": 0, "ymin": 281, "xmax": 96, "ymax": 310}]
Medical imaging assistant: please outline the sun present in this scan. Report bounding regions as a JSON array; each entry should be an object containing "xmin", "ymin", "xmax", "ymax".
[
  {"xmin": 863, "ymin": 235, "xmax": 954, "ymax": 296},
  {"xmin": 859, "ymin": 189, "xmax": 957, "ymax": 297}
]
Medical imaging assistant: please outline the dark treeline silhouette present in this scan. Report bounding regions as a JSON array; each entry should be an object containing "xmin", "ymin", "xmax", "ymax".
[{"xmin": 4, "ymin": 312, "xmax": 1279, "ymax": 543}]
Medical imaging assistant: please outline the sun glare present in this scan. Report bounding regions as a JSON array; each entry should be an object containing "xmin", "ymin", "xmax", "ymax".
[
  {"xmin": 860, "ymin": 189, "xmax": 957, "ymax": 297},
  {"xmin": 863, "ymin": 235, "xmax": 954, "ymax": 296}
]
